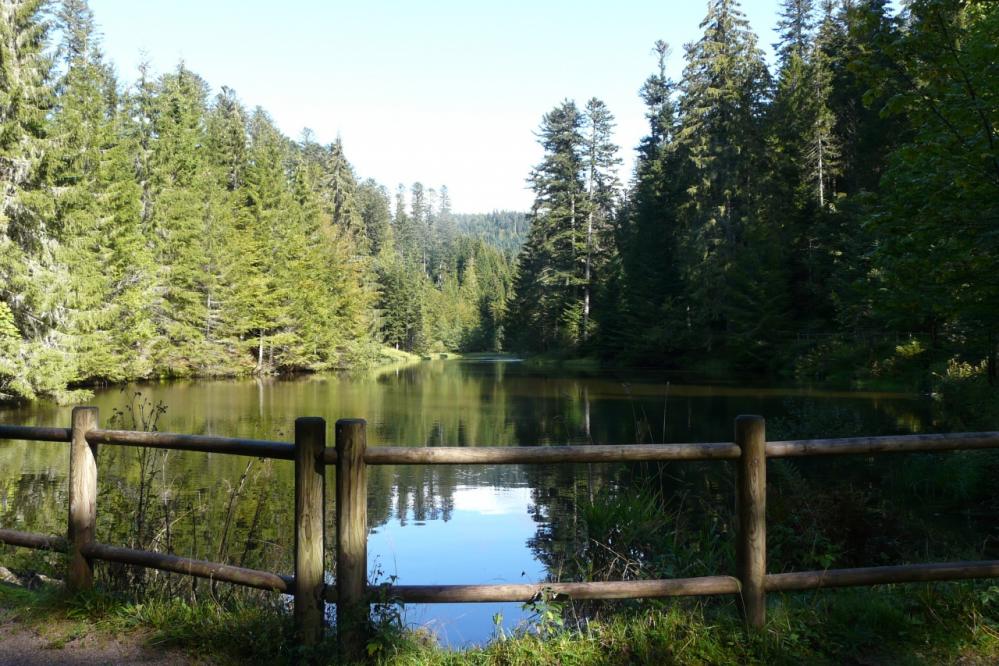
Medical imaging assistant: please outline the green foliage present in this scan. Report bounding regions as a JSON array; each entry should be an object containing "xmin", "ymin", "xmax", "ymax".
[
  {"xmin": 4, "ymin": 0, "xmax": 998, "ymax": 408},
  {"xmin": 1, "ymin": 581, "xmax": 996, "ymax": 665},
  {"xmin": 0, "ymin": 0, "xmax": 521, "ymax": 403},
  {"xmin": 452, "ymin": 210, "xmax": 527, "ymax": 252},
  {"xmin": 507, "ymin": 98, "xmax": 618, "ymax": 352},
  {"xmin": 499, "ymin": 0, "xmax": 999, "ymax": 399}
]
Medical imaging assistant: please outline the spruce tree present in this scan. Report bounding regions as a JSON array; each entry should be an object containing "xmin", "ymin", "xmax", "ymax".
[
  {"xmin": 618, "ymin": 41, "xmax": 685, "ymax": 358},
  {"xmin": 325, "ymin": 136, "xmax": 362, "ymax": 235},
  {"xmin": 356, "ymin": 178, "xmax": 392, "ymax": 254},
  {"xmin": 0, "ymin": 0, "xmax": 60, "ymax": 399},
  {"xmin": 508, "ymin": 100, "xmax": 586, "ymax": 350},
  {"xmin": 231, "ymin": 108, "xmax": 293, "ymax": 371},
  {"xmin": 774, "ymin": 0, "xmax": 815, "ymax": 67},
  {"xmin": 580, "ymin": 98, "xmax": 620, "ymax": 344},
  {"xmin": 674, "ymin": 0, "xmax": 776, "ymax": 355},
  {"xmin": 50, "ymin": 0, "xmax": 154, "ymax": 382}
]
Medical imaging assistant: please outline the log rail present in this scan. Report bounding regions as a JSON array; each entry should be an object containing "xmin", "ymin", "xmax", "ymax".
[{"xmin": 1, "ymin": 415, "xmax": 998, "ymax": 654}]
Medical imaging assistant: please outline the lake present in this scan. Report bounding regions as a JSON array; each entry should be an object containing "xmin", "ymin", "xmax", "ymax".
[{"xmin": 0, "ymin": 358, "xmax": 935, "ymax": 645}]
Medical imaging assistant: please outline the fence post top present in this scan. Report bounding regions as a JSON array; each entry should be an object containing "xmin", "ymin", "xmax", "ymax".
[
  {"xmin": 72, "ymin": 406, "xmax": 99, "ymax": 417},
  {"xmin": 735, "ymin": 414, "xmax": 765, "ymax": 424},
  {"xmin": 294, "ymin": 416, "xmax": 326, "ymax": 426},
  {"xmin": 335, "ymin": 418, "xmax": 367, "ymax": 427}
]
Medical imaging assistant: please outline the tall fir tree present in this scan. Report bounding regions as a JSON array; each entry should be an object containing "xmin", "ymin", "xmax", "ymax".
[
  {"xmin": 618, "ymin": 41, "xmax": 686, "ymax": 358},
  {"xmin": 50, "ymin": 0, "xmax": 154, "ymax": 383},
  {"xmin": 508, "ymin": 100, "xmax": 587, "ymax": 350},
  {"xmin": 580, "ymin": 98, "xmax": 620, "ymax": 344},
  {"xmin": 0, "ymin": 0, "xmax": 54, "ymax": 399},
  {"xmin": 674, "ymin": 0, "xmax": 779, "ymax": 358}
]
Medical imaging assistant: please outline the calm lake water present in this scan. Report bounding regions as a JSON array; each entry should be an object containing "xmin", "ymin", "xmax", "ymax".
[{"xmin": 0, "ymin": 358, "xmax": 934, "ymax": 645}]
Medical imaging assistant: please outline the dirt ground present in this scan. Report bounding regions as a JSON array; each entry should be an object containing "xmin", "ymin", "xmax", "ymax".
[{"xmin": 0, "ymin": 616, "xmax": 196, "ymax": 666}]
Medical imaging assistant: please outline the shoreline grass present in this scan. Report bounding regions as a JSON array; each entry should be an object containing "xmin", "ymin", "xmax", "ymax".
[{"xmin": 1, "ymin": 578, "xmax": 997, "ymax": 665}]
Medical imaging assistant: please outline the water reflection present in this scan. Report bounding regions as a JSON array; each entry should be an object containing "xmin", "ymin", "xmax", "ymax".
[{"xmin": 0, "ymin": 359, "xmax": 931, "ymax": 645}]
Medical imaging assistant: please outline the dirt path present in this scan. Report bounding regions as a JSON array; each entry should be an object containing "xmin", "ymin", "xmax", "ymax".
[{"xmin": 0, "ymin": 616, "xmax": 196, "ymax": 666}]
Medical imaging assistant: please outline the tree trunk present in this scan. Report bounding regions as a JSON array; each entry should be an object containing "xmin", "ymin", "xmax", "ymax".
[
  {"xmin": 817, "ymin": 134, "xmax": 825, "ymax": 209},
  {"xmin": 257, "ymin": 330, "xmax": 264, "ymax": 373},
  {"xmin": 988, "ymin": 330, "xmax": 996, "ymax": 385},
  {"xmin": 583, "ymin": 209, "xmax": 592, "ymax": 343}
]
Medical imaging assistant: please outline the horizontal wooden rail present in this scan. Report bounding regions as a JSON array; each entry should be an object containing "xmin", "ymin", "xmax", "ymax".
[
  {"xmin": 0, "ymin": 529, "xmax": 68, "ymax": 552},
  {"xmin": 4, "ymin": 413, "xmax": 999, "ymax": 655},
  {"xmin": 0, "ymin": 529, "xmax": 293, "ymax": 593},
  {"xmin": 357, "ymin": 576, "xmax": 741, "ymax": 604},
  {"xmin": 766, "ymin": 560, "xmax": 999, "ymax": 591},
  {"xmin": 0, "ymin": 425, "xmax": 71, "ymax": 442},
  {"xmin": 82, "ymin": 542, "xmax": 294, "ymax": 592},
  {"xmin": 86, "ymin": 428, "xmax": 297, "ymax": 460},
  {"xmin": 767, "ymin": 432, "xmax": 999, "ymax": 457},
  {"xmin": 5, "ymin": 423, "xmax": 999, "ymax": 465},
  {"xmin": 358, "ymin": 442, "xmax": 740, "ymax": 465}
]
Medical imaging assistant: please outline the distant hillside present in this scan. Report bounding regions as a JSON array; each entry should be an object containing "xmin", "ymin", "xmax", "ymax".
[{"xmin": 453, "ymin": 211, "xmax": 528, "ymax": 253}]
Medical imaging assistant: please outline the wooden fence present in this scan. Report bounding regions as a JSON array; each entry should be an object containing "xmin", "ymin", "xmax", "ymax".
[{"xmin": 1, "ymin": 408, "xmax": 999, "ymax": 660}]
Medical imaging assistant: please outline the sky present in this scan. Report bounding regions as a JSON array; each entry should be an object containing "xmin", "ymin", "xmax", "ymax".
[{"xmin": 88, "ymin": 0, "xmax": 783, "ymax": 213}]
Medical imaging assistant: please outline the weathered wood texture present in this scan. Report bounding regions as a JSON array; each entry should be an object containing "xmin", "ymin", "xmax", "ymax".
[
  {"xmin": 767, "ymin": 431, "xmax": 999, "ymax": 457},
  {"xmin": 736, "ymin": 415, "xmax": 766, "ymax": 629},
  {"xmin": 766, "ymin": 560, "xmax": 999, "ymax": 591},
  {"xmin": 83, "ymin": 542, "xmax": 293, "ymax": 591},
  {"xmin": 0, "ymin": 425, "xmax": 71, "ymax": 442},
  {"xmin": 294, "ymin": 417, "xmax": 326, "ymax": 646},
  {"xmin": 336, "ymin": 419, "xmax": 368, "ymax": 662},
  {"xmin": 6, "ymin": 414, "xmax": 999, "ymax": 645},
  {"xmin": 364, "ymin": 576, "xmax": 741, "ymax": 603},
  {"xmin": 0, "ymin": 529, "xmax": 68, "ymax": 552},
  {"xmin": 68, "ymin": 407, "xmax": 99, "ymax": 592},
  {"xmin": 359, "ymin": 442, "xmax": 740, "ymax": 465},
  {"xmin": 87, "ymin": 428, "xmax": 295, "ymax": 460},
  {"xmin": 7, "ymin": 422, "xmax": 998, "ymax": 465}
]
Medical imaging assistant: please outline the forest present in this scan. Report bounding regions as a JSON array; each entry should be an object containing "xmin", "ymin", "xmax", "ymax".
[
  {"xmin": 2, "ymin": 0, "xmax": 997, "ymax": 403},
  {"xmin": 0, "ymin": 0, "xmax": 518, "ymax": 403},
  {"xmin": 508, "ymin": 0, "xmax": 999, "ymax": 391}
]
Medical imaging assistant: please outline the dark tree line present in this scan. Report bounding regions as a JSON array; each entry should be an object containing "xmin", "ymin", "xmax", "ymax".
[{"xmin": 507, "ymin": 0, "xmax": 999, "ymax": 385}]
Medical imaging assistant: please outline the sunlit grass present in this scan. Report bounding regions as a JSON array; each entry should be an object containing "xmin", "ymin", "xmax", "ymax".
[{"xmin": 2, "ymin": 580, "xmax": 997, "ymax": 665}]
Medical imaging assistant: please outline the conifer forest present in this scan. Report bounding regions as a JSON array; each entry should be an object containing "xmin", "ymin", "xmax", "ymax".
[{"xmin": 2, "ymin": 0, "xmax": 997, "ymax": 403}]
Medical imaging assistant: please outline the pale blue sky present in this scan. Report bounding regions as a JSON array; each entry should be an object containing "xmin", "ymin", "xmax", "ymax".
[{"xmin": 88, "ymin": 0, "xmax": 783, "ymax": 212}]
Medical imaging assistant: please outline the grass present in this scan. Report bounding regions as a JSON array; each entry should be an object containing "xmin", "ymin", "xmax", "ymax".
[
  {"xmin": 1, "ymin": 579, "xmax": 997, "ymax": 664},
  {"xmin": 0, "ymin": 582, "xmax": 320, "ymax": 664},
  {"xmin": 374, "ymin": 346, "xmax": 424, "ymax": 366},
  {"xmin": 362, "ymin": 584, "xmax": 999, "ymax": 665}
]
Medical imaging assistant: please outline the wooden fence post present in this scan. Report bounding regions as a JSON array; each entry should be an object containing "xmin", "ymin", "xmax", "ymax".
[
  {"xmin": 336, "ymin": 419, "xmax": 368, "ymax": 661},
  {"xmin": 736, "ymin": 414, "xmax": 766, "ymax": 629},
  {"xmin": 294, "ymin": 417, "xmax": 326, "ymax": 646},
  {"xmin": 68, "ymin": 406, "xmax": 99, "ymax": 592}
]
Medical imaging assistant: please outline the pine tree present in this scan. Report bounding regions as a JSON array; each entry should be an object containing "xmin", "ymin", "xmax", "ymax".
[
  {"xmin": 800, "ymin": 2, "xmax": 840, "ymax": 212},
  {"xmin": 325, "ymin": 136, "xmax": 362, "ymax": 235},
  {"xmin": 285, "ymin": 149, "xmax": 372, "ymax": 369},
  {"xmin": 507, "ymin": 100, "xmax": 586, "ymax": 350},
  {"xmin": 410, "ymin": 181, "xmax": 428, "ymax": 273},
  {"xmin": 617, "ymin": 41, "xmax": 685, "ymax": 358},
  {"xmin": 230, "ymin": 108, "xmax": 293, "ymax": 371},
  {"xmin": 206, "ymin": 86, "xmax": 247, "ymax": 192},
  {"xmin": 774, "ymin": 0, "xmax": 815, "ymax": 67},
  {"xmin": 674, "ymin": 0, "xmax": 775, "ymax": 353},
  {"xmin": 580, "ymin": 98, "xmax": 620, "ymax": 343},
  {"xmin": 49, "ymin": 0, "xmax": 154, "ymax": 383},
  {"xmin": 356, "ymin": 178, "xmax": 392, "ymax": 254},
  {"xmin": 0, "ymin": 0, "xmax": 61, "ymax": 399}
]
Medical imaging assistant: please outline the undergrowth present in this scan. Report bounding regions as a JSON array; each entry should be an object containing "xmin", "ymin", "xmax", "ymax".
[{"xmin": 1, "ymin": 580, "xmax": 997, "ymax": 665}]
